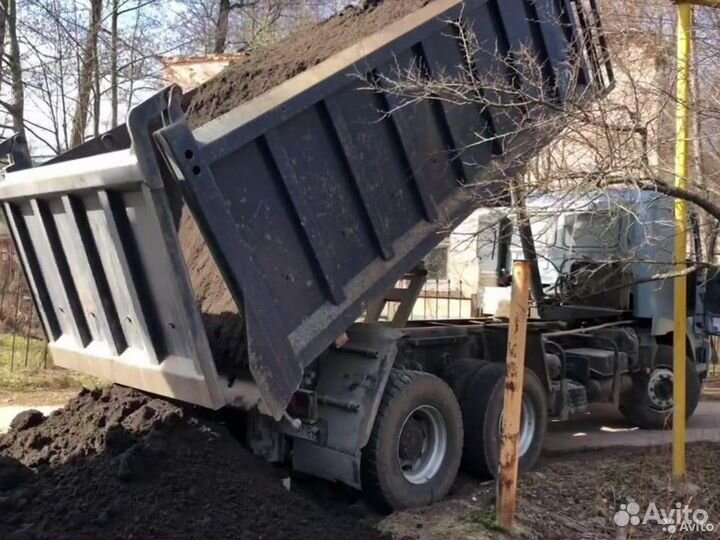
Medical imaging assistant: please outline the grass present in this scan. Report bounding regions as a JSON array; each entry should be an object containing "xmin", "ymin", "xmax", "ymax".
[
  {"xmin": 0, "ymin": 333, "xmax": 102, "ymax": 392},
  {"xmin": 466, "ymin": 508, "xmax": 506, "ymax": 533}
]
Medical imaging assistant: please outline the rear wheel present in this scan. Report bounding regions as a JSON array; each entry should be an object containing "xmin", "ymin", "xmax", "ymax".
[
  {"xmin": 619, "ymin": 344, "xmax": 701, "ymax": 429},
  {"xmin": 460, "ymin": 362, "xmax": 547, "ymax": 478},
  {"xmin": 442, "ymin": 358, "xmax": 490, "ymax": 402},
  {"xmin": 361, "ymin": 370, "xmax": 463, "ymax": 511}
]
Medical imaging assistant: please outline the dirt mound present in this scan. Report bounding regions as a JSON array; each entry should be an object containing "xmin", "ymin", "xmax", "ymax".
[
  {"xmin": 187, "ymin": 0, "xmax": 434, "ymax": 126},
  {"xmin": 0, "ymin": 386, "xmax": 386, "ymax": 540},
  {"xmin": 179, "ymin": 0, "xmax": 435, "ymax": 376}
]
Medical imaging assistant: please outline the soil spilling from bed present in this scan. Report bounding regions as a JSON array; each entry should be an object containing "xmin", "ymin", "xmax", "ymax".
[
  {"xmin": 0, "ymin": 386, "xmax": 386, "ymax": 540},
  {"xmin": 178, "ymin": 0, "xmax": 435, "ymax": 376},
  {"xmin": 186, "ymin": 0, "xmax": 435, "ymax": 127}
]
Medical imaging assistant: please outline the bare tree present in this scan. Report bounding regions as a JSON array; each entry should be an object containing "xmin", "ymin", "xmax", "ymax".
[
  {"xmin": 214, "ymin": 0, "xmax": 258, "ymax": 53},
  {"xmin": 0, "ymin": 0, "xmax": 182, "ymax": 155},
  {"xmin": 70, "ymin": 0, "xmax": 102, "ymax": 147},
  {"xmin": 110, "ymin": 0, "xmax": 119, "ymax": 128},
  {"xmin": 1, "ymin": 0, "xmax": 24, "ymax": 137},
  {"xmin": 0, "ymin": 0, "xmax": 7, "ymax": 96},
  {"xmin": 177, "ymin": 0, "xmax": 349, "ymax": 55},
  {"xmin": 358, "ymin": 2, "xmax": 720, "ymax": 305}
]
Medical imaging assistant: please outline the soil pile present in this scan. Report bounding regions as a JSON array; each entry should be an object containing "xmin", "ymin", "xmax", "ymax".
[
  {"xmin": 0, "ymin": 386, "xmax": 386, "ymax": 540},
  {"xmin": 186, "ymin": 0, "xmax": 435, "ymax": 126},
  {"xmin": 179, "ymin": 0, "xmax": 435, "ymax": 375},
  {"xmin": 178, "ymin": 210, "xmax": 247, "ymax": 376}
]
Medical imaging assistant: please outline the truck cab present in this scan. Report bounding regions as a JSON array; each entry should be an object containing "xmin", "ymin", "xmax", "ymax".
[{"xmin": 477, "ymin": 189, "xmax": 713, "ymax": 425}]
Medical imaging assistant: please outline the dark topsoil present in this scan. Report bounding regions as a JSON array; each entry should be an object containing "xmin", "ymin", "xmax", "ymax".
[
  {"xmin": 186, "ymin": 0, "xmax": 434, "ymax": 127},
  {"xmin": 0, "ymin": 387, "xmax": 388, "ymax": 540},
  {"xmin": 179, "ymin": 0, "xmax": 434, "ymax": 375},
  {"xmin": 0, "ymin": 386, "xmax": 386, "ymax": 540}
]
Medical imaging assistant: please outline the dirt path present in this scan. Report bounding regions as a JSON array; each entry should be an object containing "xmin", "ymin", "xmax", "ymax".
[
  {"xmin": 544, "ymin": 402, "xmax": 720, "ymax": 452},
  {"xmin": 703, "ymin": 375, "xmax": 720, "ymax": 401},
  {"xmin": 0, "ymin": 389, "xmax": 76, "ymax": 407}
]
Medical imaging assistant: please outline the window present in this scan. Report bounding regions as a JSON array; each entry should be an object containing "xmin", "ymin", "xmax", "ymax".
[
  {"xmin": 530, "ymin": 218, "xmax": 556, "ymax": 249},
  {"xmin": 563, "ymin": 212, "xmax": 620, "ymax": 248}
]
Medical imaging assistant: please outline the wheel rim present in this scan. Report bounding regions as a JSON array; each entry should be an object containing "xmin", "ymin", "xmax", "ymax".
[
  {"xmin": 647, "ymin": 367, "xmax": 674, "ymax": 411},
  {"xmin": 397, "ymin": 405, "xmax": 447, "ymax": 485},
  {"xmin": 499, "ymin": 398, "xmax": 537, "ymax": 457}
]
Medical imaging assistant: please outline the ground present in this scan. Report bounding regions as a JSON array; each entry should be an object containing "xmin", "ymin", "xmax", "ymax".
[
  {"xmin": 0, "ymin": 334, "xmax": 103, "ymax": 403},
  {"xmin": 704, "ymin": 376, "xmax": 720, "ymax": 401},
  {"xmin": 380, "ymin": 378, "xmax": 720, "ymax": 539},
  {"xmin": 381, "ymin": 444, "xmax": 720, "ymax": 540},
  {"xmin": 0, "ymin": 389, "xmax": 77, "ymax": 407},
  {"xmin": 1, "ymin": 374, "xmax": 719, "ymax": 539}
]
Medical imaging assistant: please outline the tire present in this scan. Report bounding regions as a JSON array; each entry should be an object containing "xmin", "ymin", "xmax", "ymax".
[
  {"xmin": 442, "ymin": 358, "xmax": 490, "ymax": 402},
  {"xmin": 619, "ymin": 344, "xmax": 701, "ymax": 430},
  {"xmin": 361, "ymin": 370, "xmax": 463, "ymax": 511},
  {"xmin": 460, "ymin": 362, "xmax": 548, "ymax": 478}
]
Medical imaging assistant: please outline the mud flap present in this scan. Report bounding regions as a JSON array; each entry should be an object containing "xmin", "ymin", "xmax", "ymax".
[{"xmin": 291, "ymin": 325, "xmax": 401, "ymax": 487}]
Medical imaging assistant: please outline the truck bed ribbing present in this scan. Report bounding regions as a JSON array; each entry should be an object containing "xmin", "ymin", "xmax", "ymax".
[
  {"xmin": 0, "ymin": 0, "xmax": 611, "ymax": 419},
  {"xmin": 181, "ymin": 0, "xmax": 437, "ymax": 379}
]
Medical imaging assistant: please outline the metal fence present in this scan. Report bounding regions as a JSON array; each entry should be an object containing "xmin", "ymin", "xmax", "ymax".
[
  {"xmin": 380, "ymin": 278, "xmax": 477, "ymax": 322},
  {"xmin": 0, "ymin": 242, "xmax": 49, "ymax": 372}
]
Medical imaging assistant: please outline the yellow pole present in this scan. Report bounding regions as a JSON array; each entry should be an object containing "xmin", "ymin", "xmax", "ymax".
[{"xmin": 673, "ymin": 1, "xmax": 692, "ymax": 482}]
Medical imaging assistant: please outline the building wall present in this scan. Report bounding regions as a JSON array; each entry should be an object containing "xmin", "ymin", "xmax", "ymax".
[{"xmin": 161, "ymin": 54, "xmax": 247, "ymax": 91}]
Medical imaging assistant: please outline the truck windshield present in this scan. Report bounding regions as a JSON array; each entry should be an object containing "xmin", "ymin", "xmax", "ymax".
[
  {"xmin": 563, "ymin": 212, "xmax": 620, "ymax": 248},
  {"xmin": 530, "ymin": 218, "xmax": 556, "ymax": 249}
]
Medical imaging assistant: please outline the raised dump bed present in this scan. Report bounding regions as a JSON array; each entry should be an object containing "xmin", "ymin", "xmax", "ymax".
[{"xmin": 0, "ymin": 0, "xmax": 611, "ymax": 420}]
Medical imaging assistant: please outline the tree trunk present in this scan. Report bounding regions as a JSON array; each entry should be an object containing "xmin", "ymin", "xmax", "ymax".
[
  {"xmin": 70, "ymin": 0, "xmax": 102, "ymax": 147},
  {"xmin": 6, "ymin": 0, "xmax": 23, "ymax": 136},
  {"xmin": 214, "ymin": 0, "xmax": 231, "ymax": 54},
  {"xmin": 93, "ymin": 45, "xmax": 100, "ymax": 138},
  {"xmin": 110, "ymin": 0, "xmax": 119, "ymax": 128},
  {"xmin": 214, "ymin": 0, "xmax": 256, "ymax": 53},
  {"xmin": 0, "ymin": 0, "xmax": 8, "ymax": 96}
]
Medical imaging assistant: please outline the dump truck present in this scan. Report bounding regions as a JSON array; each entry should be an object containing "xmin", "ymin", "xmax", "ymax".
[
  {"xmin": 0, "ymin": 0, "xmax": 614, "ymax": 509},
  {"xmin": 476, "ymin": 191, "xmax": 716, "ymax": 427}
]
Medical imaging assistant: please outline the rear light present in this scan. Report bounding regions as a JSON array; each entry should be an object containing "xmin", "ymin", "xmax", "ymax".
[{"xmin": 287, "ymin": 390, "xmax": 317, "ymax": 422}]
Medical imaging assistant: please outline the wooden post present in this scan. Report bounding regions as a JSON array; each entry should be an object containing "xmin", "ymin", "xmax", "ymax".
[{"xmin": 496, "ymin": 260, "xmax": 531, "ymax": 530}]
